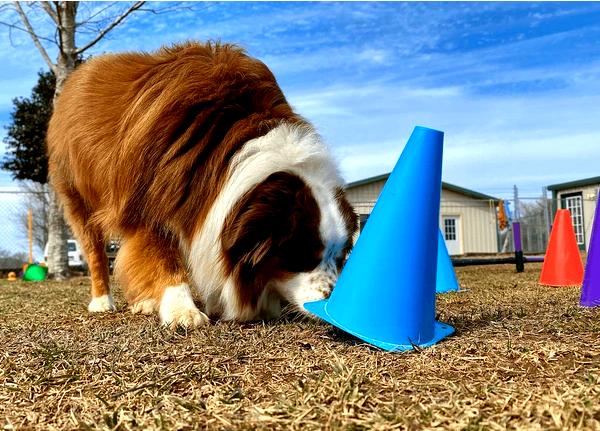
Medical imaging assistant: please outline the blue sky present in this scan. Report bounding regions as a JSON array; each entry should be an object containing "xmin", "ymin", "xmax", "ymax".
[{"xmin": 1, "ymin": 2, "xmax": 600, "ymax": 251}]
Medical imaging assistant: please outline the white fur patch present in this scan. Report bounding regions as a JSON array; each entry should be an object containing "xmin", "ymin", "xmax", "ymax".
[
  {"xmin": 258, "ymin": 291, "xmax": 283, "ymax": 320},
  {"xmin": 130, "ymin": 299, "xmax": 157, "ymax": 315},
  {"xmin": 216, "ymin": 279, "xmax": 282, "ymax": 321},
  {"xmin": 159, "ymin": 284, "xmax": 209, "ymax": 329},
  {"xmin": 88, "ymin": 294, "xmax": 116, "ymax": 313},
  {"xmin": 276, "ymin": 265, "xmax": 337, "ymax": 312},
  {"xmin": 188, "ymin": 123, "xmax": 348, "ymax": 320}
]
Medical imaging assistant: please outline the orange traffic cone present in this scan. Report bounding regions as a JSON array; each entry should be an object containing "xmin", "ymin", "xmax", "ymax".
[{"xmin": 539, "ymin": 209, "xmax": 584, "ymax": 286}]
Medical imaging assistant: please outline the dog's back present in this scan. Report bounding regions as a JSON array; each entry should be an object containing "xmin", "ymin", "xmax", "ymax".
[{"xmin": 48, "ymin": 42, "xmax": 299, "ymax": 238}]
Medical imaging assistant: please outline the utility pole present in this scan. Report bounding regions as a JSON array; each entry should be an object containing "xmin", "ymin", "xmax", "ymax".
[{"xmin": 542, "ymin": 186, "xmax": 551, "ymax": 238}]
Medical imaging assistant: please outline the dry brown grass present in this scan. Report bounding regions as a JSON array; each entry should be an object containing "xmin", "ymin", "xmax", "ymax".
[{"xmin": 1, "ymin": 263, "xmax": 600, "ymax": 430}]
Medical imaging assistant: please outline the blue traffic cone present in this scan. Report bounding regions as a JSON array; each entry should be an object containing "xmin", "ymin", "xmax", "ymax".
[
  {"xmin": 305, "ymin": 126, "xmax": 455, "ymax": 351},
  {"xmin": 437, "ymin": 229, "xmax": 460, "ymax": 293}
]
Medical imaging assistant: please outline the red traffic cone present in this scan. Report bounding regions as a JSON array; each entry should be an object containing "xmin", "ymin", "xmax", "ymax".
[{"xmin": 539, "ymin": 209, "xmax": 584, "ymax": 286}]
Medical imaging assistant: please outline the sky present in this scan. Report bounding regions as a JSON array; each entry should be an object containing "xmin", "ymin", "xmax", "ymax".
[{"xmin": 1, "ymin": 1, "xmax": 600, "ymax": 253}]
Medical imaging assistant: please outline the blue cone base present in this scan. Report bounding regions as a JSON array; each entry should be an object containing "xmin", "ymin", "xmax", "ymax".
[
  {"xmin": 437, "ymin": 285, "xmax": 460, "ymax": 294},
  {"xmin": 304, "ymin": 299, "xmax": 455, "ymax": 352}
]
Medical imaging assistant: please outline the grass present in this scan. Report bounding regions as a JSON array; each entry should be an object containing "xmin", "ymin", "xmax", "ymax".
[{"xmin": 1, "ymin": 263, "xmax": 599, "ymax": 430}]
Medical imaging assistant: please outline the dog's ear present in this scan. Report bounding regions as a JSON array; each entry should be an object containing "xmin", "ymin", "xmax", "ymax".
[
  {"xmin": 221, "ymin": 171, "xmax": 325, "ymax": 310},
  {"xmin": 222, "ymin": 227, "xmax": 272, "ymax": 268},
  {"xmin": 221, "ymin": 171, "xmax": 323, "ymax": 272}
]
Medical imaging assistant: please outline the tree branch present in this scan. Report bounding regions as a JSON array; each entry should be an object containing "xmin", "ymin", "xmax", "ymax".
[
  {"xmin": 137, "ymin": 3, "xmax": 197, "ymax": 15},
  {"xmin": 0, "ymin": 2, "xmax": 57, "ymax": 44},
  {"xmin": 39, "ymin": 1, "xmax": 58, "ymax": 24},
  {"xmin": 0, "ymin": 19, "xmax": 56, "ymax": 44},
  {"xmin": 54, "ymin": 1, "xmax": 64, "ymax": 57},
  {"xmin": 75, "ymin": 1, "xmax": 145, "ymax": 55},
  {"xmin": 12, "ymin": 1, "xmax": 57, "ymax": 74},
  {"xmin": 75, "ymin": 2, "xmax": 118, "ymax": 27}
]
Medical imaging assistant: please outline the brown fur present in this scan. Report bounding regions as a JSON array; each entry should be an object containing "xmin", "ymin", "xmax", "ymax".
[
  {"xmin": 47, "ymin": 42, "xmax": 305, "ymax": 305},
  {"xmin": 48, "ymin": 41, "xmax": 359, "ymax": 321},
  {"xmin": 221, "ymin": 171, "xmax": 323, "ymax": 308}
]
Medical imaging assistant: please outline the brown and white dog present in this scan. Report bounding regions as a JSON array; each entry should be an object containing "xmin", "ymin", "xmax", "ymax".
[{"xmin": 47, "ymin": 42, "xmax": 358, "ymax": 328}]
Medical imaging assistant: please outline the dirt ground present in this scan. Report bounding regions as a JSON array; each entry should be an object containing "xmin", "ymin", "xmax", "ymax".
[{"xmin": 1, "ymin": 263, "xmax": 599, "ymax": 430}]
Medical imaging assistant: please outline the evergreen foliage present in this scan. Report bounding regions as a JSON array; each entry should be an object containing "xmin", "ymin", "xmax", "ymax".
[{"xmin": 2, "ymin": 70, "xmax": 55, "ymax": 184}]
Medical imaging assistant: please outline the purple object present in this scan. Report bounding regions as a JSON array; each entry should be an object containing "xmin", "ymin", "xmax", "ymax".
[
  {"xmin": 525, "ymin": 256, "xmax": 545, "ymax": 263},
  {"xmin": 581, "ymin": 194, "xmax": 600, "ymax": 307},
  {"xmin": 513, "ymin": 221, "xmax": 522, "ymax": 252}
]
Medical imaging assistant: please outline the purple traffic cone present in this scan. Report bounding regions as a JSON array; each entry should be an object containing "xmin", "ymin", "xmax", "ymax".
[{"xmin": 581, "ymin": 193, "xmax": 600, "ymax": 307}]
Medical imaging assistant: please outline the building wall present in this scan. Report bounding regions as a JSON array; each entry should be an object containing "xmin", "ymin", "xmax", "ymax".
[
  {"xmin": 440, "ymin": 189, "xmax": 498, "ymax": 254},
  {"xmin": 555, "ymin": 184, "xmax": 599, "ymax": 250},
  {"xmin": 346, "ymin": 182, "xmax": 499, "ymax": 255},
  {"xmin": 345, "ymin": 179, "xmax": 386, "ymax": 215}
]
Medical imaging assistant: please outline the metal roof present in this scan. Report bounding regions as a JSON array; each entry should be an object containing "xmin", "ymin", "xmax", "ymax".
[
  {"xmin": 546, "ymin": 176, "xmax": 600, "ymax": 191},
  {"xmin": 345, "ymin": 173, "xmax": 500, "ymax": 202}
]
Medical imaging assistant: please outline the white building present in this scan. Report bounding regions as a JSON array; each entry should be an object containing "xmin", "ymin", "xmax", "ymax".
[
  {"xmin": 345, "ymin": 174, "xmax": 500, "ymax": 256},
  {"xmin": 547, "ymin": 176, "xmax": 600, "ymax": 251}
]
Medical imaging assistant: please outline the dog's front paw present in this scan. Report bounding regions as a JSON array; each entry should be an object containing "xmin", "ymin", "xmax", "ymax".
[
  {"xmin": 275, "ymin": 269, "xmax": 337, "ymax": 315},
  {"xmin": 130, "ymin": 299, "xmax": 157, "ymax": 315},
  {"xmin": 298, "ymin": 271, "xmax": 336, "ymax": 303},
  {"xmin": 162, "ymin": 307, "xmax": 209, "ymax": 329},
  {"xmin": 88, "ymin": 294, "xmax": 116, "ymax": 312},
  {"xmin": 159, "ymin": 284, "xmax": 209, "ymax": 329}
]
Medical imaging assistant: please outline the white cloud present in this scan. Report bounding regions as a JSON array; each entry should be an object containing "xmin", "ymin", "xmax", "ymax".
[
  {"xmin": 284, "ymin": 76, "xmax": 600, "ymax": 199},
  {"xmin": 357, "ymin": 48, "xmax": 389, "ymax": 65}
]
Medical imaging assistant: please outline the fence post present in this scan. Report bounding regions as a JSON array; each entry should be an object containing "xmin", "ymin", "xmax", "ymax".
[
  {"xmin": 28, "ymin": 208, "xmax": 33, "ymax": 264},
  {"xmin": 494, "ymin": 199, "xmax": 501, "ymax": 253},
  {"xmin": 513, "ymin": 185, "xmax": 524, "ymax": 272},
  {"xmin": 542, "ymin": 186, "xmax": 551, "ymax": 237}
]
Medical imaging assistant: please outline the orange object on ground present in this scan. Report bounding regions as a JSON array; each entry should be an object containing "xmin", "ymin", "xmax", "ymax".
[{"xmin": 539, "ymin": 209, "xmax": 584, "ymax": 286}]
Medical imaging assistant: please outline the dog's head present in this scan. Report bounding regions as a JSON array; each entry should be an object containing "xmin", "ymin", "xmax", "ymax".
[{"xmin": 221, "ymin": 170, "xmax": 357, "ymax": 316}]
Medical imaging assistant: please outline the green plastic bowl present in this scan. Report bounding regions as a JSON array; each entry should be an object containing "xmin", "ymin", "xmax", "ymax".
[{"xmin": 23, "ymin": 264, "xmax": 48, "ymax": 282}]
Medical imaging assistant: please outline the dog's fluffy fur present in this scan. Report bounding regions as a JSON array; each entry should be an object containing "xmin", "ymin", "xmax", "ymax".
[{"xmin": 47, "ymin": 42, "xmax": 357, "ymax": 327}]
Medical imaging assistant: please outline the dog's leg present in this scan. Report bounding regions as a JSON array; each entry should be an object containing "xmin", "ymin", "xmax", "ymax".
[
  {"xmin": 115, "ymin": 229, "xmax": 208, "ymax": 329},
  {"xmin": 56, "ymin": 185, "xmax": 114, "ymax": 312}
]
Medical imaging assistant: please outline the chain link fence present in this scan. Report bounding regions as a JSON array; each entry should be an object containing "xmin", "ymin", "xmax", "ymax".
[
  {"xmin": 514, "ymin": 196, "xmax": 596, "ymax": 254},
  {"xmin": 0, "ymin": 190, "xmax": 48, "ymax": 273},
  {"xmin": 350, "ymin": 195, "xmax": 598, "ymax": 256},
  {"xmin": 516, "ymin": 197, "xmax": 550, "ymax": 254}
]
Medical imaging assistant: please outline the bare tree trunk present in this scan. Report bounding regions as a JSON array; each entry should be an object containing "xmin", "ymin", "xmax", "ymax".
[
  {"xmin": 45, "ymin": 2, "xmax": 78, "ymax": 280},
  {"xmin": 46, "ymin": 187, "xmax": 69, "ymax": 277},
  {"xmin": 10, "ymin": 0, "xmax": 147, "ymax": 278}
]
